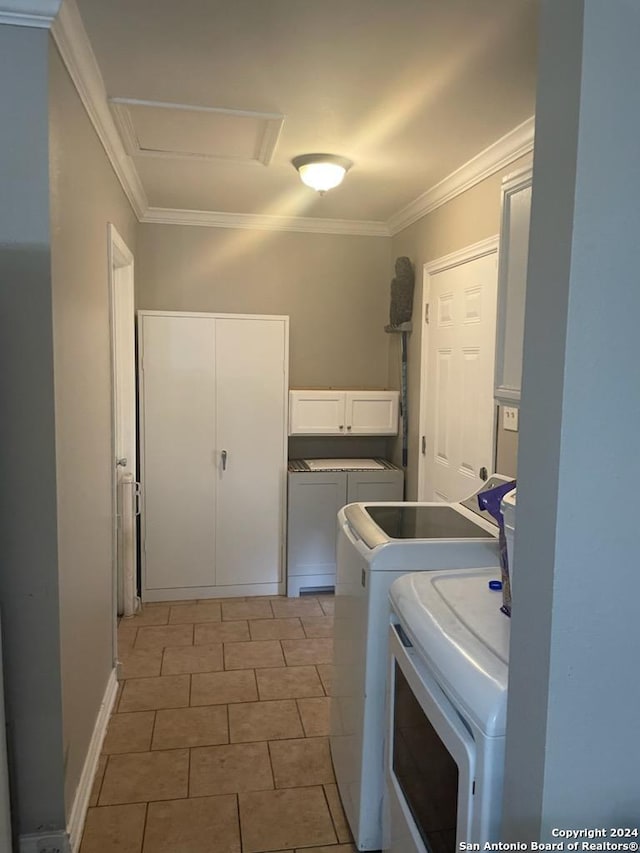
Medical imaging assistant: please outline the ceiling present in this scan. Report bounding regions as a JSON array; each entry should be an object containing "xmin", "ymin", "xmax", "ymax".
[{"xmin": 73, "ymin": 0, "xmax": 539, "ymax": 230}]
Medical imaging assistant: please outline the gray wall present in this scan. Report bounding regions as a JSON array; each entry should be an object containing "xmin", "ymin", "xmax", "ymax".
[
  {"xmin": 390, "ymin": 157, "xmax": 530, "ymax": 497},
  {"xmin": 49, "ymin": 44, "xmax": 138, "ymax": 817},
  {"xmin": 0, "ymin": 25, "xmax": 66, "ymax": 838},
  {"xmin": 503, "ymin": 0, "xmax": 640, "ymax": 835},
  {"xmin": 136, "ymin": 225, "xmax": 392, "ymax": 389}
]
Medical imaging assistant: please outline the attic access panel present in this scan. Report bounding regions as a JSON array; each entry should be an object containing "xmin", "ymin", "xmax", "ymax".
[{"xmin": 110, "ymin": 98, "xmax": 284, "ymax": 165}]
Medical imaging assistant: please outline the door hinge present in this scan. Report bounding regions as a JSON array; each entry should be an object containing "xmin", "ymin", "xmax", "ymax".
[
  {"xmin": 425, "ymin": 303, "xmax": 430, "ymax": 324},
  {"xmin": 421, "ymin": 435, "xmax": 426, "ymax": 455}
]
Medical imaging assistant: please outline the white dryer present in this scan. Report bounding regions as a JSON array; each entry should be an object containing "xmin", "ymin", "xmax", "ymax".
[
  {"xmin": 386, "ymin": 568, "xmax": 509, "ymax": 851},
  {"xmin": 329, "ymin": 476, "xmax": 511, "ymax": 851}
]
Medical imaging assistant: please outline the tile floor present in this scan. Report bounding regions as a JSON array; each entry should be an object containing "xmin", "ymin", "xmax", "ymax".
[{"xmin": 81, "ymin": 595, "xmax": 358, "ymax": 853}]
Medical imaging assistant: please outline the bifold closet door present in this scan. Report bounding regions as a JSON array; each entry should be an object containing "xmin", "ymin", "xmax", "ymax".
[
  {"xmin": 215, "ymin": 317, "xmax": 286, "ymax": 586},
  {"xmin": 141, "ymin": 315, "xmax": 216, "ymax": 590}
]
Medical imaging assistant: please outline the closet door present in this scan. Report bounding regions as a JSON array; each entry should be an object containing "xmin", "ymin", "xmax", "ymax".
[
  {"xmin": 215, "ymin": 317, "xmax": 287, "ymax": 586},
  {"xmin": 141, "ymin": 315, "xmax": 216, "ymax": 590}
]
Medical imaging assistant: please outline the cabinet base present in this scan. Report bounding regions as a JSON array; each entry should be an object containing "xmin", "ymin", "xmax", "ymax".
[
  {"xmin": 287, "ymin": 573, "xmax": 336, "ymax": 597},
  {"xmin": 143, "ymin": 582, "xmax": 284, "ymax": 602}
]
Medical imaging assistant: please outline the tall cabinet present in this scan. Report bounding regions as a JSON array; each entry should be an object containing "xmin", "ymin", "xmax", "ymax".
[{"xmin": 139, "ymin": 311, "xmax": 289, "ymax": 600}]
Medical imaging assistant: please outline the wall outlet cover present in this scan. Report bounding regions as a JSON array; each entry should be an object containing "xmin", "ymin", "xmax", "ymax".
[{"xmin": 503, "ymin": 406, "xmax": 519, "ymax": 432}]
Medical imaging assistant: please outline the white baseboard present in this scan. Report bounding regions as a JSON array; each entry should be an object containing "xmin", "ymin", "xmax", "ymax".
[
  {"xmin": 19, "ymin": 829, "xmax": 70, "ymax": 853},
  {"xmin": 66, "ymin": 668, "xmax": 118, "ymax": 852},
  {"xmin": 142, "ymin": 582, "xmax": 284, "ymax": 601}
]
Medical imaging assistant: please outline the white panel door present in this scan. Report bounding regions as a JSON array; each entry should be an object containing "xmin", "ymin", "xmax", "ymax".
[
  {"xmin": 215, "ymin": 317, "xmax": 287, "ymax": 586},
  {"xmin": 141, "ymin": 315, "xmax": 216, "ymax": 589},
  {"xmin": 423, "ymin": 252, "xmax": 498, "ymax": 502}
]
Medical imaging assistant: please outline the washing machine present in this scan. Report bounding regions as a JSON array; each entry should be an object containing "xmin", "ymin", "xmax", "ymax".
[
  {"xmin": 385, "ymin": 568, "xmax": 509, "ymax": 851},
  {"xmin": 329, "ymin": 476, "xmax": 512, "ymax": 851}
]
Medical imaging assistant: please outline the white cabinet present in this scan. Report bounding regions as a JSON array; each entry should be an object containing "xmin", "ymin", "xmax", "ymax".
[
  {"xmin": 495, "ymin": 167, "xmax": 533, "ymax": 405},
  {"xmin": 139, "ymin": 311, "xmax": 289, "ymax": 600},
  {"xmin": 289, "ymin": 390, "xmax": 399, "ymax": 435},
  {"xmin": 286, "ymin": 464, "xmax": 403, "ymax": 595}
]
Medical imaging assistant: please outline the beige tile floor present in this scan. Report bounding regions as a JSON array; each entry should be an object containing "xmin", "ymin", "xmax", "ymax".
[{"xmin": 81, "ymin": 595, "xmax": 358, "ymax": 853}]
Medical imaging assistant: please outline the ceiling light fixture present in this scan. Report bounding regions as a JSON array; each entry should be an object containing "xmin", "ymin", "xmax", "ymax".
[{"xmin": 291, "ymin": 153, "xmax": 353, "ymax": 194}]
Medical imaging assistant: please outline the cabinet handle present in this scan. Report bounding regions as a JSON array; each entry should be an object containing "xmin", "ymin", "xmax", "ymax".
[
  {"xmin": 347, "ymin": 425, "xmax": 352, "ymax": 431},
  {"xmin": 221, "ymin": 450, "xmax": 228, "ymax": 471},
  {"xmin": 339, "ymin": 425, "xmax": 344, "ymax": 430}
]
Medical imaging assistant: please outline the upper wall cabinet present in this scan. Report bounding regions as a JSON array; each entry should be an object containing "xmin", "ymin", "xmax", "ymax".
[
  {"xmin": 495, "ymin": 167, "xmax": 533, "ymax": 406},
  {"xmin": 289, "ymin": 389, "xmax": 399, "ymax": 436}
]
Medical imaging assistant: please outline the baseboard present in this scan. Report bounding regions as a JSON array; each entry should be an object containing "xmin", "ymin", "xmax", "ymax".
[
  {"xmin": 142, "ymin": 582, "xmax": 284, "ymax": 601},
  {"xmin": 19, "ymin": 829, "xmax": 70, "ymax": 853},
  {"xmin": 66, "ymin": 668, "xmax": 118, "ymax": 852}
]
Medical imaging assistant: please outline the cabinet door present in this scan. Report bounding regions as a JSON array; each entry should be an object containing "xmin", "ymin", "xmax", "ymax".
[
  {"xmin": 345, "ymin": 391, "xmax": 399, "ymax": 435},
  {"xmin": 495, "ymin": 168, "xmax": 532, "ymax": 404},
  {"xmin": 140, "ymin": 315, "xmax": 216, "ymax": 590},
  {"xmin": 287, "ymin": 472, "xmax": 347, "ymax": 578},
  {"xmin": 346, "ymin": 470, "xmax": 404, "ymax": 503},
  {"xmin": 215, "ymin": 317, "xmax": 287, "ymax": 586},
  {"xmin": 289, "ymin": 390, "xmax": 346, "ymax": 434}
]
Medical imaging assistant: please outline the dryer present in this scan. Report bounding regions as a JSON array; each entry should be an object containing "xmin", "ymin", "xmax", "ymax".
[
  {"xmin": 329, "ymin": 476, "xmax": 511, "ymax": 851},
  {"xmin": 386, "ymin": 568, "xmax": 509, "ymax": 851}
]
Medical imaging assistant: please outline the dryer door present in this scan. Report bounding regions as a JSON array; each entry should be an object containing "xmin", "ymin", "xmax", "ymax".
[{"xmin": 386, "ymin": 623, "xmax": 476, "ymax": 852}]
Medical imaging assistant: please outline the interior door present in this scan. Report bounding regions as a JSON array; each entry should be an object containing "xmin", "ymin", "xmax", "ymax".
[
  {"xmin": 141, "ymin": 315, "xmax": 217, "ymax": 589},
  {"xmin": 215, "ymin": 317, "xmax": 287, "ymax": 586},
  {"xmin": 421, "ymin": 250, "xmax": 498, "ymax": 502}
]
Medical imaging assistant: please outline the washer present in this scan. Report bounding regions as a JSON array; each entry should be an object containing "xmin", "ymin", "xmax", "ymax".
[
  {"xmin": 385, "ymin": 568, "xmax": 509, "ymax": 851},
  {"xmin": 329, "ymin": 476, "xmax": 511, "ymax": 851}
]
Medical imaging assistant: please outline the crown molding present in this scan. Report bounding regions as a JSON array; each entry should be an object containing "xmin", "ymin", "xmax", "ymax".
[
  {"xmin": 0, "ymin": 0, "xmax": 61, "ymax": 27},
  {"xmin": 51, "ymin": 0, "xmax": 147, "ymax": 218},
  {"xmin": 48, "ymin": 0, "xmax": 534, "ymax": 239},
  {"xmin": 143, "ymin": 207, "xmax": 391, "ymax": 237},
  {"xmin": 387, "ymin": 116, "xmax": 535, "ymax": 236}
]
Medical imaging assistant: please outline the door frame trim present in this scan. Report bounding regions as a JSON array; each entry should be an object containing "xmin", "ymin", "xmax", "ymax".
[
  {"xmin": 417, "ymin": 235, "xmax": 499, "ymax": 500},
  {"xmin": 108, "ymin": 223, "xmax": 135, "ymax": 665}
]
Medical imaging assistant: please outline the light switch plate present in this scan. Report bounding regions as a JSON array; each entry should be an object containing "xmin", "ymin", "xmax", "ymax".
[{"xmin": 503, "ymin": 406, "xmax": 519, "ymax": 432}]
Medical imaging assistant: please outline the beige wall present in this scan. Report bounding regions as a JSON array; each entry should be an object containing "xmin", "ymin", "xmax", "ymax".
[
  {"xmin": 390, "ymin": 156, "xmax": 530, "ymax": 497},
  {"xmin": 49, "ymin": 44, "xmax": 138, "ymax": 816},
  {"xmin": 136, "ymin": 225, "xmax": 392, "ymax": 389},
  {"xmin": 0, "ymin": 25, "xmax": 67, "ymax": 837}
]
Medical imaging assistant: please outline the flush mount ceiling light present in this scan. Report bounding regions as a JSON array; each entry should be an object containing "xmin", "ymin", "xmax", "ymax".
[{"xmin": 291, "ymin": 153, "xmax": 353, "ymax": 193}]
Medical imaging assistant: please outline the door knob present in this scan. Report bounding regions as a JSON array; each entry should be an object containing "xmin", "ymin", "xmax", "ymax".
[{"xmin": 221, "ymin": 450, "xmax": 228, "ymax": 471}]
